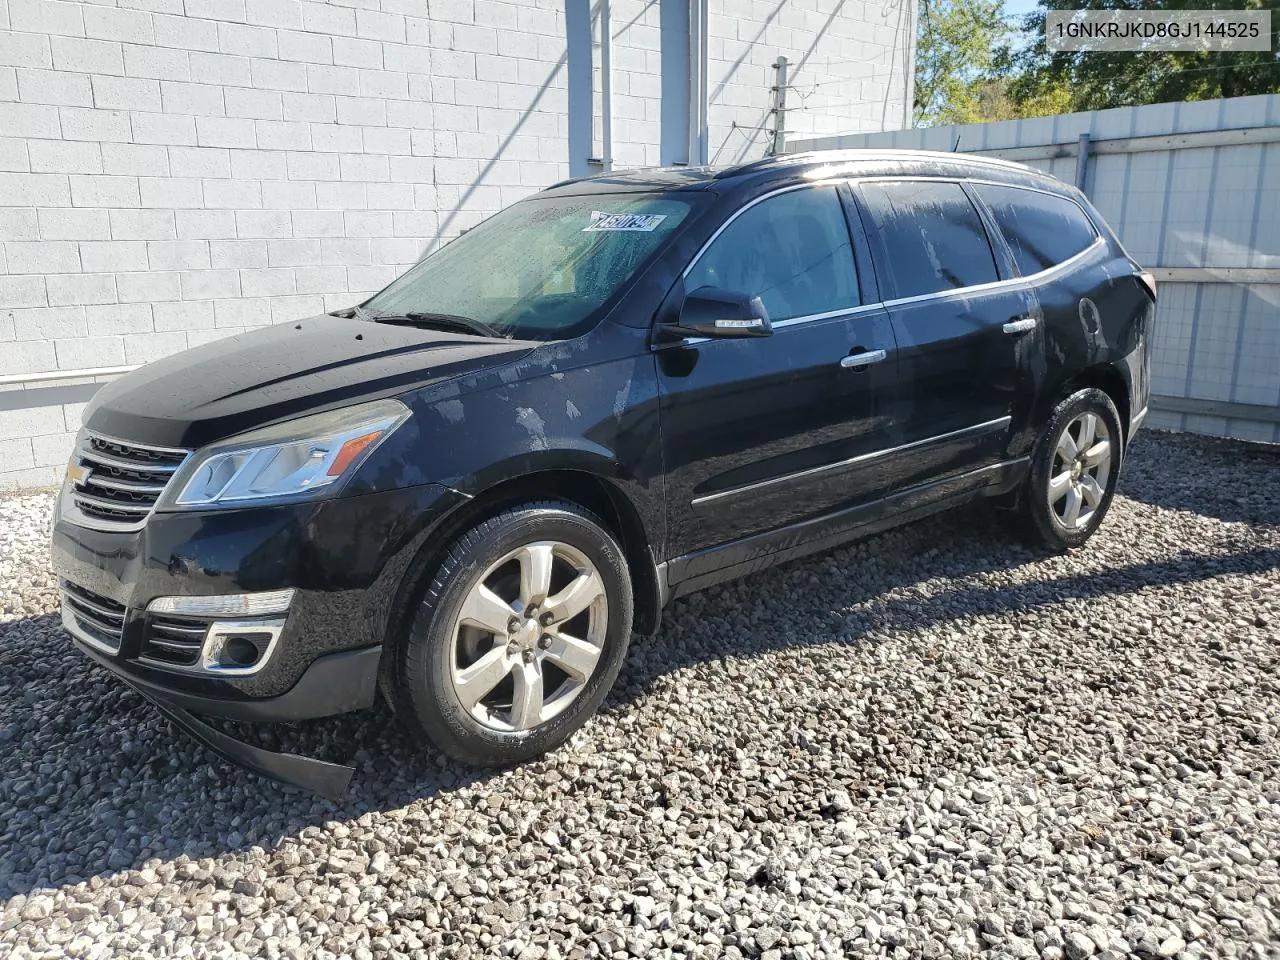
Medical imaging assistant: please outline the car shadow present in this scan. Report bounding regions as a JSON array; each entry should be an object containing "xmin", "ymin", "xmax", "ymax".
[
  {"xmin": 3, "ymin": 489, "xmax": 1276, "ymax": 898},
  {"xmin": 618, "ymin": 536, "xmax": 1280, "ymax": 707}
]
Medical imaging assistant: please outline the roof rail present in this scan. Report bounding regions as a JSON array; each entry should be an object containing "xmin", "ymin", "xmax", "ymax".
[{"xmin": 715, "ymin": 147, "xmax": 1042, "ymax": 180}]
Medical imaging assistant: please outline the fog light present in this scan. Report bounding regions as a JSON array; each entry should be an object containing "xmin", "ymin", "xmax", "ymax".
[
  {"xmin": 148, "ymin": 589, "xmax": 295, "ymax": 617},
  {"xmin": 222, "ymin": 636, "xmax": 264, "ymax": 667},
  {"xmin": 201, "ymin": 619, "xmax": 286, "ymax": 676}
]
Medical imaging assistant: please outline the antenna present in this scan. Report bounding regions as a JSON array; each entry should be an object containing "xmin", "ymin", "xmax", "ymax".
[{"xmin": 952, "ymin": 133, "xmax": 962, "ymax": 152}]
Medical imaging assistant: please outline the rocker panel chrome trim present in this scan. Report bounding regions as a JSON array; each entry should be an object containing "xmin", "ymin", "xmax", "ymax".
[{"xmin": 690, "ymin": 416, "xmax": 1013, "ymax": 508}]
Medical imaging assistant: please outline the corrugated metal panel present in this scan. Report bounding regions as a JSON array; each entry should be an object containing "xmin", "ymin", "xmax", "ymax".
[
  {"xmin": 789, "ymin": 96, "xmax": 1280, "ymax": 442},
  {"xmin": 788, "ymin": 97, "xmax": 1280, "ymax": 442}
]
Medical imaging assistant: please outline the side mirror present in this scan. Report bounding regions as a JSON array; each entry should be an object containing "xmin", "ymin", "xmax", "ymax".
[{"xmin": 662, "ymin": 286, "xmax": 772, "ymax": 339}]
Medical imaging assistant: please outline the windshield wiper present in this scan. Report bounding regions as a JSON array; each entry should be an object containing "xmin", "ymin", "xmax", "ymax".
[{"xmin": 376, "ymin": 311, "xmax": 506, "ymax": 339}]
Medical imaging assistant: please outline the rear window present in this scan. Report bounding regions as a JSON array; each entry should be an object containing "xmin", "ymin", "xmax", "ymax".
[
  {"xmin": 858, "ymin": 180, "xmax": 999, "ymax": 300},
  {"xmin": 975, "ymin": 184, "xmax": 1099, "ymax": 277}
]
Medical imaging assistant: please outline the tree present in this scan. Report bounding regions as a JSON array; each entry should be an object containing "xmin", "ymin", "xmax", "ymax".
[
  {"xmin": 1011, "ymin": 0, "xmax": 1280, "ymax": 111},
  {"xmin": 914, "ymin": 0, "xmax": 1074, "ymax": 125},
  {"xmin": 964, "ymin": 76, "xmax": 1074, "ymax": 122},
  {"xmin": 914, "ymin": 0, "xmax": 1010, "ymax": 125}
]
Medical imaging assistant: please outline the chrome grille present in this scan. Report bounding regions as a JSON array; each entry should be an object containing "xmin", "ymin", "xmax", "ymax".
[
  {"xmin": 140, "ymin": 615, "xmax": 209, "ymax": 669},
  {"xmin": 61, "ymin": 581, "xmax": 128, "ymax": 654},
  {"xmin": 70, "ymin": 433, "xmax": 189, "ymax": 528}
]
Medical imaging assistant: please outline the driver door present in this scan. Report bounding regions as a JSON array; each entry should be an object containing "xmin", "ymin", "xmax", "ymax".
[{"xmin": 656, "ymin": 183, "xmax": 900, "ymax": 569}]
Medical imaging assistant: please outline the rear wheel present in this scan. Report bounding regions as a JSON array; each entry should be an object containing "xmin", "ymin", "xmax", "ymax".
[
  {"xmin": 1019, "ymin": 387, "xmax": 1122, "ymax": 550},
  {"xmin": 396, "ymin": 501, "xmax": 633, "ymax": 766}
]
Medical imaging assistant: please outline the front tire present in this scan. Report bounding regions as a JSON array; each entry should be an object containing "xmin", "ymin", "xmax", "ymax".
[
  {"xmin": 1019, "ymin": 387, "xmax": 1123, "ymax": 550},
  {"xmin": 396, "ymin": 501, "xmax": 633, "ymax": 767}
]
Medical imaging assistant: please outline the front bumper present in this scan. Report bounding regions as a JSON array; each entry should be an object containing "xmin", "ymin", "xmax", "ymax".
[
  {"xmin": 50, "ymin": 480, "xmax": 468, "ymax": 796},
  {"xmin": 75, "ymin": 638, "xmax": 379, "ymax": 799},
  {"xmin": 72, "ymin": 633, "xmax": 382, "ymax": 722},
  {"xmin": 51, "ymin": 480, "xmax": 466, "ymax": 704}
]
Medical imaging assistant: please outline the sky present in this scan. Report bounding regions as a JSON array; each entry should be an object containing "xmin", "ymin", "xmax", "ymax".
[
  {"xmin": 1002, "ymin": 0, "xmax": 1042, "ymax": 52},
  {"xmin": 1004, "ymin": 0, "xmax": 1040, "ymax": 19}
]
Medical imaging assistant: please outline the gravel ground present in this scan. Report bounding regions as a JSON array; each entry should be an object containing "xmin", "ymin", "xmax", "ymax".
[{"xmin": 1, "ymin": 430, "xmax": 1278, "ymax": 960}]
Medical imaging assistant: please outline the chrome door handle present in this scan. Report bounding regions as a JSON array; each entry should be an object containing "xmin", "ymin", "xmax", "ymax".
[
  {"xmin": 840, "ymin": 349, "xmax": 887, "ymax": 369},
  {"xmin": 1003, "ymin": 317, "xmax": 1038, "ymax": 334}
]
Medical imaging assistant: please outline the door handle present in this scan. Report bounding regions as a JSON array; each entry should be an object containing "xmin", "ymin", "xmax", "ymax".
[
  {"xmin": 1003, "ymin": 317, "xmax": 1038, "ymax": 335},
  {"xmin": 840, "ymin": 349, "xmax": 887, "ymax": 370}
]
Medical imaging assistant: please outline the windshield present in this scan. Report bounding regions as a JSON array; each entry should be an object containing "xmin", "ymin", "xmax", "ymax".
[{"xmin": 364, "ymin": 193, "xmax": 694, "ymax": 340}]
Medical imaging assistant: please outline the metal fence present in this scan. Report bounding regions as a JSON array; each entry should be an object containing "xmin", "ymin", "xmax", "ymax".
[{"xmin": 788, "ymin": 94, "xmax": 1280, "ymax": 443}]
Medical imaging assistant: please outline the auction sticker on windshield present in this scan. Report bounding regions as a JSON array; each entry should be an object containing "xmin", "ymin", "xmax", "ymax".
[{"xmin": 584, "ymin": 211, "xmax": 668, "ymax": 232}]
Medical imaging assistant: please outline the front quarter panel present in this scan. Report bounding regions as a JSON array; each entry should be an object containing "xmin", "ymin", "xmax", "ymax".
[{"xmin": 346, "ymin": 324, "xmax": 666, "ymax": 558}]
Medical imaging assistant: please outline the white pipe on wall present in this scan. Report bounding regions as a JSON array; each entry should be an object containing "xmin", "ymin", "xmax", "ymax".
[
  {"xmin": 689, "ymin": 0, "xmax": 708, "ymax": 164},
  {"xmin": 600, "ymin": 0, "xmax": 613, "ymax": 171},
  {"xmin": 0, "ymin": 365, "xmax": 139, "ymax": 387}
]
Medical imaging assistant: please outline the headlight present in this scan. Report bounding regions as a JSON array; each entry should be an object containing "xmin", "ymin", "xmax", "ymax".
[{"xmin": 164, "ymin": 399, "xmax": 409, "ymax": 509}]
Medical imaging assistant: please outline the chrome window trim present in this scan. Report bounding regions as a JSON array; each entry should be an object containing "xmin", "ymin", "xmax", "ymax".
[
  {"xmin": 680, "ymin": 179, "xmax": 852, "ymax": 281},
  {"xmin": 773, "ymin": 303, "xmax": 884, "ymax": 328},
  {"xmin": 668, "ymin": 173, "xmax": 1109, "ymax": 346},
  {"xmin": 674, "ymin": 302, "xmax": 886, "ymax": 346},
  {"xmin": 853, "ymin": 173, "xmax": 1095, "ymax": 218},
  {"xmin": 690, "ymin": 415, "xmax": 1013, "ymax": 507},
  {"xmin": 962, "ymin": 178, "xmax": 1103, "ymax": 276},
  {"xmin": 674, "ymin": 180, "xmax": 865, "ymax": 343},
  {"xmin": 957, "ymin": 178, "xmax": 1100, "ymax": 238},
  {"xmin": 877, "ymin": 237, "xmax": 1106, "ymax": 309},
  {"xmin": 852, "ymin": 175, "xmax": 1107, "ymax": 306}
]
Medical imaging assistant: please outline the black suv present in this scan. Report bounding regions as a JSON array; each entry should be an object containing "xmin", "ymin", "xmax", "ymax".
[{"xmin": 51, "ymin": 150, "xmax": 1155, "ymax": 795}]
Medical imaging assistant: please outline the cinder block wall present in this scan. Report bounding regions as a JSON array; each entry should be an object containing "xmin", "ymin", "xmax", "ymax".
[{"xmin": 0, "ymin": 0, "xmax": 912, "ymax": 491}]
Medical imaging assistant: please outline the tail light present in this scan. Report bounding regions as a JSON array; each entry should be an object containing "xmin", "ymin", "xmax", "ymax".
[{"xmin": 1137, "ymin": 270, "xmax": 1157, "ymax": 301}]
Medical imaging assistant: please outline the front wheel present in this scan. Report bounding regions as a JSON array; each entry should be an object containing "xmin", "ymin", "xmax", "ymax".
[
  {"xmin": 396, "ymin": 501, "xmax": 633, "ymax": 767},
  {"xmin": 1019, "ymin": 387, "xmax": 1123, "ymax": 550}
]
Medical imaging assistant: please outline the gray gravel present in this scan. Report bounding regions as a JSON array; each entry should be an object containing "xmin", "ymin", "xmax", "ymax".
[{"xmin": 2, "ymin": 429, "xmax": 1278, "ymax": 960}]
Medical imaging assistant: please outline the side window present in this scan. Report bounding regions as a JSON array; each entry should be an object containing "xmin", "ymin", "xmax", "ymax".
[
  {"xmin": 858, "ymin": 180, "xmax": 998, "ymax": 300},
  {"xmin": 686, "ymin": 185, "xmax": 859, "ymax": 322},
  {"xmin": 976, "ymin": 184, "xmax": 1099, "ymax": 276}
]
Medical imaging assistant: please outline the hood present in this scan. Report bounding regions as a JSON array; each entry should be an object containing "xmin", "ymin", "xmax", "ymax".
[{"xmin": 85, "ymin": 315, "xmax": 534, "ymax": 449}]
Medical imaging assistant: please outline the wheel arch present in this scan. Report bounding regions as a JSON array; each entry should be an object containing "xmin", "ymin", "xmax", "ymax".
[
  {"xmin": 384, "ymin": 469, "xmax": 663, "ymax": 677},
  {"xmin": 1067, "ymin": 362, "xmax": 1131, "ymax": 450}
]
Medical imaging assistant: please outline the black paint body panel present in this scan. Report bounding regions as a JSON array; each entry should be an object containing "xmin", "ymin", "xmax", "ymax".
[
  {"xmin": 52, "ymin": 149, "xmax": 1154, "ymax": 728},
  {"xmin": 51, "ymin": 483, "xmax": 466, "ymax": 700},
  {"xmin": 85, "ymin": 314, "xmax": 534, "ymax": 449}
]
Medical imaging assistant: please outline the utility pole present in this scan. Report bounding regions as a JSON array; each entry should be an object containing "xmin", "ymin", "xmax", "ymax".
[{"xmin": 770, "ymin": 56, "xmax": 788, "ymax": 156}]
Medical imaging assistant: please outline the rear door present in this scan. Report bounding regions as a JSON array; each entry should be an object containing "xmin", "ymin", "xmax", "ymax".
[
  {"xmin": 969, "ymin": 181, "xmax": 1118, "ymax": 404},
  {"xmin": 852, "ymin": 178, "xmax": 1039, "ymax": 488},
  {"xmin": 657, "ymin": 183, "xmax": 899, "ymax": 562}
]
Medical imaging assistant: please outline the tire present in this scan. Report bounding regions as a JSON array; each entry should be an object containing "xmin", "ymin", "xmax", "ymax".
[
  {"xmin": 395, "ymin": 500, "xmax": 633, "ymax": 767},
  {"xmin": 1019, "ymin": 387, "xmax": 1123, "ymax": 551}
]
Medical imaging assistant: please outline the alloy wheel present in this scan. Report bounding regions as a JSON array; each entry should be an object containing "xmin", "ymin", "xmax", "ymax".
[
  {"xmin": 1048, "ymin": 411, "xmax": 1113, "ymax": 531},
  {"xmin": 449, "ymin": 540, "xmax": 608, "ymax": 733}
]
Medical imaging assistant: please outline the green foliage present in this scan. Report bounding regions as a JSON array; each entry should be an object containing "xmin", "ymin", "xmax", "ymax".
[
  {"xmin": 914, "ymin": 0, "xmax": 1280, "ymax": 127},
  {"xmin": 914, "ymin": 0, "xmax": 1011, "ymax": 124},
  {"xmin": 1011, "ymin": 0, "xmax": 1280, "ymax": 111}
]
